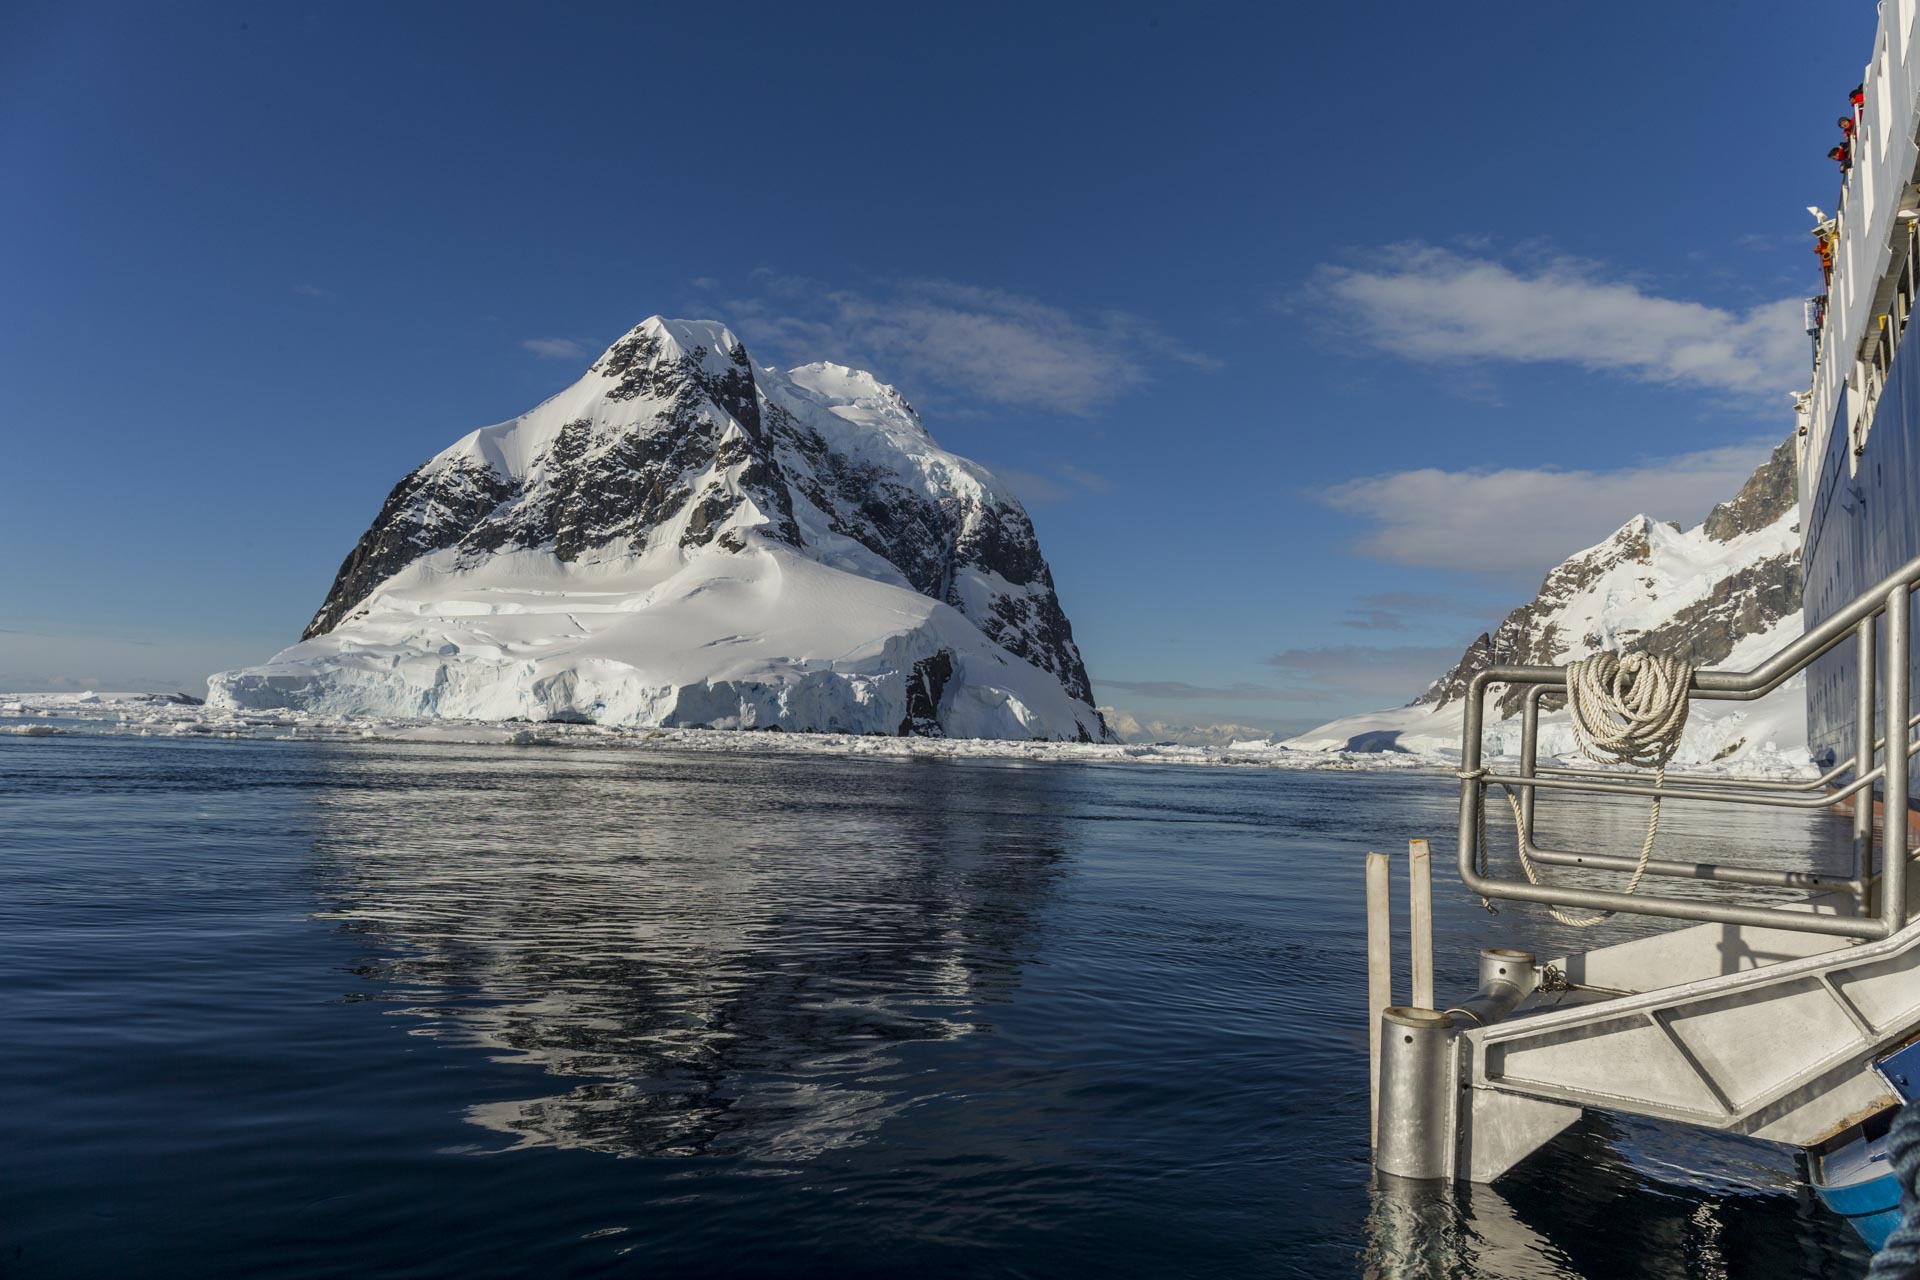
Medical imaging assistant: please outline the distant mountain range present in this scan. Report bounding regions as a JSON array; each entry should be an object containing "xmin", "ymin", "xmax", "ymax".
[{"xmin": 211, "ymin": 318, "xmax": 1111, "ymax": 741}]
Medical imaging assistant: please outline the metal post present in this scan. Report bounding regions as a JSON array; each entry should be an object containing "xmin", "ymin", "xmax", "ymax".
[
  {"xmin": 1858, "ymin": 616, "xmax": 1878, "ymax": 914},
  {"xmin": 1885, "ymin": 584, "xmax": 1910, "ymax": 934},
  {"xmin": 1521, "ymin": 686, "xmax": 1543, "ymax": 836},
  {"xmin": 1457, "ymin": 681, "xmax": 1486, "ymax": 891},
  {"xmin": 1366, "ymin": 851, "xmax": 1392, "ymax": 1148},
  {"xmin": 1409, "ymin": 839, "xmax": 1434, "ymax": 1010},
  {"xmin": 1374, "ymin": 1007, "xmax": 1454, "ymax": 1179}
]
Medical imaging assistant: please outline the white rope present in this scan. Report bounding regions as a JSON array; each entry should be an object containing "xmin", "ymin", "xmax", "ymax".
[
  {"xmin": 1566, "ymin": 651, "xmax": 1694, "ymax": 772},
  {"xmin": 1470, "ymin": 652, "xmax": 1694, "ymax": 928}
]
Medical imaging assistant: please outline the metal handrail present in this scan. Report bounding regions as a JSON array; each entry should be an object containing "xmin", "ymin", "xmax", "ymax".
[{"xmin": 1455, "ymin": 547, "xmax": 1920, "ymax": 940}]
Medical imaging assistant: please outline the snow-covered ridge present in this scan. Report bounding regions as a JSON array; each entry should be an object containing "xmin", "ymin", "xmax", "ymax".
[
  {"xmin": 210, "ymin": 317, "xmax": 1109, "ymax": 741},
  {"xmin": 1287, "ymin": 438, "xmax": 1812, "ymax": 774}
]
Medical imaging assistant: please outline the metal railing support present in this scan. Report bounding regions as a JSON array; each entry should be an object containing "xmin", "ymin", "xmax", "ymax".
[
  {"xmin": 1476, "ymin": 768, "xmax": 1882, "ymax": 809},
  {"xmin": 1884, "ymin": 583, "xmax": 1910, "ymax": 935},
  {"xmin": 1521, "ymin": 685, "xmax": 1543, "ymax": 834},
  {"xmin": 1521, "ymin": 843, "xmax": 1859, "ymax": 893},
  {"xmin": 1857, "ymin": 614, "xmax": 1877, "ymax": 912},
  {"xmin": 1455, "ymin": 660, "xmax": 1895, "ymax": 940}
]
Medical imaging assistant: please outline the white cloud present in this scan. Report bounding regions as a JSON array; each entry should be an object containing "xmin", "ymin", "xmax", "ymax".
[
  {"xmin": 521, "ymin": 337, "xmax": 588, "ymax": 360},
  {"xmin": 728, "ymin": 275, "xmax": 1215, "ymax": 416},
  {"xmin": 1321, "ymin": 440, "xmax": 1777, "ymax": 575},
  {"xmin": 1314, "ymin": 245, "xmax": 1805, "ymax": 396},
  {"xmin": 291, "ymin": 283, "xmax": 330, "ymax": 298}
]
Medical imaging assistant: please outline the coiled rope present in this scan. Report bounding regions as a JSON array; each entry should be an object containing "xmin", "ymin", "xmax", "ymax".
[{"xmin": 1464, "ymin": 652, "xmax": 1694, "ymax": 928}]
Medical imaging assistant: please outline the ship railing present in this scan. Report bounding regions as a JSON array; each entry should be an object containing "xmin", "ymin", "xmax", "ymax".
[{"xmin": 1457, "ymin": 549, "xmax": 1920, "ymax": 941}]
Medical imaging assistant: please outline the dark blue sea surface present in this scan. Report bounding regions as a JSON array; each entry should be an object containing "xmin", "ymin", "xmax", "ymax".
[{"xmin": 0, "ymin": 733, "xmax": 1877, "ymax": 1277}]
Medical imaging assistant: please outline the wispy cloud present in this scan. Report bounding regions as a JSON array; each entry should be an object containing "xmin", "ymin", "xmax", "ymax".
[
  {"xmin": 1320, "ymin": 440, "xmax": 1776, "ymax": 575},
  {"xmin": 1056, "ymin": 463, "xmax": 1110, "ymax": 492},
  {"xmin": 690, "ymin": 276, "xmax": 722, "ymax": 291},
  {"xmin": 1263, "ymin": 645, "xmax": 1461, "ymax": 702},
  {"xmin": 1095, "ymin": 678, "xmax": 1294, "ymax": 701},
  {"xmin": 997, "ymin": 463, "xmax": 1112, "ymax": 506},
  {"xmin": 291, "ymin": 283, "xmax": 330, "ymax": 298},
  {"xmin": 728, "ymin": 273, "xmax": 1216, "ymax": 416},
  {"xmin": 1341, "ymin": 591, "xmax": 1502, "ymax": 632},
  {"xmin": 1311, "ymin": 244, "xmax": 1804, "ymax": 396},
  {"xmin": 521, "ymin": 337, "xmax": 588, "ymax": 360}
]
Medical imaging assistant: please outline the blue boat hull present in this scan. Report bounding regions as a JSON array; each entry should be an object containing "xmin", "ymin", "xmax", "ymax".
[{"xmin": 1812, "ymin": 1127, "xmax": 1904, "ymax": 1251}]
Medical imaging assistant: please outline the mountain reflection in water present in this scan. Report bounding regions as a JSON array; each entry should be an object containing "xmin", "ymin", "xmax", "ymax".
[{"xmin": 311, "ymin": 747, "xmax": 1069, "ymax": 1161}]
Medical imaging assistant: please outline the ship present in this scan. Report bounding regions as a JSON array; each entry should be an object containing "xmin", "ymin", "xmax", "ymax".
[
  {"xmin": 1793, "ymin": 2, "xmax": 1920, "ymax": 1252},
  {"xmin": 1363, "ymin": 0, "xmax": 1920, "ymax": 1262}
]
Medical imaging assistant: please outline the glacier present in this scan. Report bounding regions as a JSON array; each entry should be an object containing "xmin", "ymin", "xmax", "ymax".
[{"xmin": 210, "ymin": 318, "xmax": 1111, "ymax": 741}]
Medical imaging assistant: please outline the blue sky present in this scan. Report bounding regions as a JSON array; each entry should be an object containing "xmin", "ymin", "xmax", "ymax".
[{"xmin": 0, "ymin": 1, "xmax": 1861, "ymax": 734}]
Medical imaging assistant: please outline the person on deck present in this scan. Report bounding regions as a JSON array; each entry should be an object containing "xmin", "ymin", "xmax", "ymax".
[{"xmin": 1832, "ymin": 143, "xmax": 1854, "ymax": 172}]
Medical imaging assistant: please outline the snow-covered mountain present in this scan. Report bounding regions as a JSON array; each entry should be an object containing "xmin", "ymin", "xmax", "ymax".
[
  {"xmin": 210, "ymin": 318, "xmax": 1111, "ymax": 741},
  {"xmin": 1287, "ymin": 439, "xmax": 1810, "ymax": 770}
]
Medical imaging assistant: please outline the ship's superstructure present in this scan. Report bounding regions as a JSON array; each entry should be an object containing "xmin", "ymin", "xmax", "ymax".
[{"xmin": 1800, "ymin": 0, "xmax": 1920, "ymax": 788}]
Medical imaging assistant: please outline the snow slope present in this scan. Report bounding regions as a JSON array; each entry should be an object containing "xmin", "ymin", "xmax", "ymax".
[{"xmin": 210, "ymin": 319, "xmax": 1109, "ymax": 741}]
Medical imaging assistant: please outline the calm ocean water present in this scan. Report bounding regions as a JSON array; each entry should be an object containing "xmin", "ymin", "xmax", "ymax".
[{"xmin": 0, "ymin": 732, "xmax": 1878, "ymax": 1278}]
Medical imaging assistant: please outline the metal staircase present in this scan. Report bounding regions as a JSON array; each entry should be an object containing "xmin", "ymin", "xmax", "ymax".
[{"xmin": 1373, "ymin": 551, "xmax": 1920, "ymax": 1184}]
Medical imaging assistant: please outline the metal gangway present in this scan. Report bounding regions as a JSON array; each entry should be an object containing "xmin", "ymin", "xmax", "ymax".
[{"xmin": 1371, "ymin": 554, "xmax": 1920, "ymax": 1184}]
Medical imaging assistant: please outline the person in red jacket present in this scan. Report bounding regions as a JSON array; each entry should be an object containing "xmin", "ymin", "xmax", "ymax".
[
  {"xmin": 1832, "ymin": 142, "xmax": 1853, "ymax": 172},
  {"xmin": 1841, "ymin": 114, "xmax": 1858, "ymax": 140}
]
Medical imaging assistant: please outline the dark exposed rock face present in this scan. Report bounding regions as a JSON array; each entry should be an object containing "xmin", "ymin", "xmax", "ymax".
[
  {"xmin": 1703, "ymin": 439, "xmax": 1797, "ymax": 543},
  {"xmin": 898, "ymin": 650, "xmax": 954, "ymax": 737},
  {"xmin": 300, "ymin": 318, "xmax": 1102, "ymax": 733},
  {"xmin": 1419, "ymin": 438, "xmax": 1802, "ymax": 718},
  {"xmin": 306, "ymin": 457, "xmax": 516, "ymax": 639}
]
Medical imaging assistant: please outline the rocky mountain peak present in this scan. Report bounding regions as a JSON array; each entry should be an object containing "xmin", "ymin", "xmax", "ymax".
[
  {"xmin": 221, "ymin": 317, "xmax": 1108, "ymax": 741},
  {"xmin": 1703, "ymin": 438, "xmax": 1798, "ymax": 543},
  {"xmin": 1417, "ymin": 438, "xmax": 1801, "ymax": 716}
]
